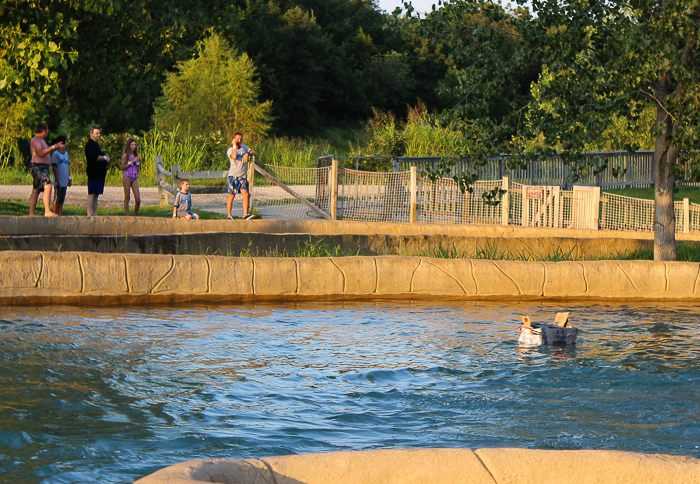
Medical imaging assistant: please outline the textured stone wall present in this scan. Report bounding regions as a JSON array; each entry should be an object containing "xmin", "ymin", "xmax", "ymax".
[
  {"xmin": 2, "ymin": 251, "xmax": 699, "ymax": 305},
  {"xmin": 0, "ymin": 231, "xmax": 655, "ymax": 258},
  {"xmin": 133, "ymin": 448, "xmax": 700, "ymax": 484}
]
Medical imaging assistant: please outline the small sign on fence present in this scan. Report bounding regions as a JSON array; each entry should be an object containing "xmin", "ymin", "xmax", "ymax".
[{"xmin": 527, "ymin": 187, "xmax": 544, "ymax": 199}]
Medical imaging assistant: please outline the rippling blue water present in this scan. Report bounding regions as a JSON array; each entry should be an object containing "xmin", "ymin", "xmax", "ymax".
[{"xmin": 0, "ymin": 301, "xmax": 698, "ymax": 483}]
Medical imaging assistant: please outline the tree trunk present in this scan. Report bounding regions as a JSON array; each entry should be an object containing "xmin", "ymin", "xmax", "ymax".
[{"xmin": 653, "ymin": 103, "xmax": 678, "ymax": 261}]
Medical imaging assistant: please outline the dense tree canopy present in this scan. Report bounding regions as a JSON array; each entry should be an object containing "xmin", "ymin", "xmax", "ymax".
[{"xmin": 0, "ymin": 0, "xmax": 435, "ymax": 139}]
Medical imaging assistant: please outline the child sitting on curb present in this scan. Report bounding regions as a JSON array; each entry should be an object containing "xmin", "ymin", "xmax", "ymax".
[{"xmin": 173, "ymin": 179, "xmax": 199, "ymax": 219}]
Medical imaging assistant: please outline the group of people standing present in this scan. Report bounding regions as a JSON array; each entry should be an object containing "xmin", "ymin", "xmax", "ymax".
[
  {"xmin": 28, "ymin": 123, "xmax": 255, "ymax": 219},
  {"xmin": 29, "ymin": 123, "xmax": 142, "ymax": 217}
]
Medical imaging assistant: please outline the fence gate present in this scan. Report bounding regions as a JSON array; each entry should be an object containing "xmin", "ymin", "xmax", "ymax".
[
  {"xmin": 571, "ymin": 186, "xmax": 601, "ymax": 230},
  {"xmin": 522, "ymin": 185, "xmax": 562, "ymax": 228}
]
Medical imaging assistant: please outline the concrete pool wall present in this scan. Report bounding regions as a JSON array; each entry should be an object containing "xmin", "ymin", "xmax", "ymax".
[{"xmin": 2, "ymin": 251, "xmax": 700, "ymax": 305}]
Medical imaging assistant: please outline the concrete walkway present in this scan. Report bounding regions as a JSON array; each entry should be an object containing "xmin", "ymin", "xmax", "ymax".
[{"xmin": 0, "ymin": 185, "xmax": 241, "ymax": 216}]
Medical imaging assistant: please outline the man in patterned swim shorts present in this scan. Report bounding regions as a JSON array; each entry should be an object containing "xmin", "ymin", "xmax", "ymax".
[
  {"xmin": 226, "ymin": 131, "xmax": 256, "ymax": 220},
  {"xmin": 29, "ymin": 122, "xmax": 65, "ymax": 217}
]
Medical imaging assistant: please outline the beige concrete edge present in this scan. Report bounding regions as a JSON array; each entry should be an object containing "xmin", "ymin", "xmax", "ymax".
[
  {"xmin": 133, "ymin": 448, "xmax": 700, "ymax": 484},
  {"xmin": 1, "ymin": 252, "xmax": 700, "ymax": 305},
  {"xmin": 5, "ymin": 215, "xmax": 700, "ymax": 241}
]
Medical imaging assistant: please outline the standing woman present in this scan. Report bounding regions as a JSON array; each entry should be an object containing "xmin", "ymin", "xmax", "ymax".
[
  {"xmin": 121, "ymin": 138, "xmax": 141, "ymax": 216},
  {"xmin": 85, "ymin": 126, "xmax": 109, "ymax": 217}
]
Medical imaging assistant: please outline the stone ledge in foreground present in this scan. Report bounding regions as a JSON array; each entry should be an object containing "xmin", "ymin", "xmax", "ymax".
[{"xmin": 133, "ymin": 448, "xmax": 700, "ymax": 484}]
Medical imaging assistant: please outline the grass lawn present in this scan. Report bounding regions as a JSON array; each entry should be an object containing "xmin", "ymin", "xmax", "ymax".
[
  {"xmin": 603, "ymin": 186, "xmax": 700, "ymax": 204},
  {"xmin": 0, "ymin": 199, "xmax": 228, "ymax": 219}
]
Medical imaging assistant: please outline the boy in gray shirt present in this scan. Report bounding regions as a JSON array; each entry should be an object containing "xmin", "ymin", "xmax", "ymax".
[{"xmin": 173, "ymin": 179, "xmax": 199, "ymax": 219}]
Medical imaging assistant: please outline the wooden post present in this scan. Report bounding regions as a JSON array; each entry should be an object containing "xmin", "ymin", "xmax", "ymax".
[
  {"xmin": 172, "ymin": 163, "xmax": 180, "ymax": 196},
  {"xmin": 501, "ymin": 176, "xmax": 509, "ymax": 226},
  {"xmin": 684, "ymin": 198, "xmax": 690, "ymax": 234},
  {"xmin": 625, "ymin": 152, "xmax": 632, "ymax": 188},
  {"xmin": 316, "ymin": 155, "xmax": 331, "ymax": 209},
  {"xmin": 592, "ymin": 186, "xmax": 601, "ymax": 229},
  {"xmin": 522, "ymin": 184, "xmax": 529, "ymax": 227},
  {"xmin": 154, "ymin": 156, "xmax": 168, "ymax": 206},
  {"xmin": 247, "ymin": 156, "xmax": 256, "ymax": 215},
  {"xmin": 330, "ymin": 157, "xmax": 338, "ymax": 220},
  {"xmin": 410, "ymin": 166, "xmax": 417, "ymax": 223},
  {"xmin": 553, "ymin": 186, "xmax": 561, "ymax": 228}
]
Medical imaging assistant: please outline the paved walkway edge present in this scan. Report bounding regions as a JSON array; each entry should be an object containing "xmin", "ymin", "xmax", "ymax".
[
  {"xmin": 2, "ymin": 252, "xmax": 699, "ymax": 305},
  {"xmin": 4, "ymin": 214, "xmax": 700, "ymax": 240}
]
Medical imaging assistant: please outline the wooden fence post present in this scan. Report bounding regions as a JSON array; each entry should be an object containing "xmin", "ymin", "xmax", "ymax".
[
  {"xmin": 522, "ymin": 184, "xmax": 529, "ymax": 227},
  {"xmin": 501, "ymin": 176, "xmax": 509, "ymax": 226},
  {"xmin": 172, "ymin": 163, "xmax": 180, "ymax": 195},
  {"xmin": 684, "ymin": 198, "xmax": 690, "ymax": 234},
  {"xmin": 247, "ymin": 156, "xmax": 256, "ymax": 215},
  {"xmin": 154, "ymin": 155, "xmax": 168, "ymax": 206},
  {"xmin": 330, "ymin": 157, "xmax": 338, "ymax": 220},
  {"xmin": 410, "ymin": 166, "xmax": 417, "ymax": 223},
  {"xmin": 592, "ymin": 186, "xmax": 601, "ymax": 229}
]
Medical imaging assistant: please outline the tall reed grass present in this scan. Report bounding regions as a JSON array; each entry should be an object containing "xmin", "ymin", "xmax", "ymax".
[{"xmin": 363, "ymin": 104, "xmax": 469, "ymax": 160}]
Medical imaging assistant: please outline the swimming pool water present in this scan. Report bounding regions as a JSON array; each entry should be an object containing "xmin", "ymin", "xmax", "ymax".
[{"xmin": 1, "ymin": 301, "xmax": 698, "ymax": 483}]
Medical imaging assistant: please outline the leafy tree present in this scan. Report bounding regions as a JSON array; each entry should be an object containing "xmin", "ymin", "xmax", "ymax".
[
  {"xmin": 153, "ymin": 33, "xmax": 272, "ymax": 140},
  {"xmin": 0, "ymin": 2, "xmax": 78, "ymax": 104},
  {"xmin": 518, "ymin": 0, "xmax": 700, "ymax": 260},
  {"xmin": 0, "ymin": 1, "xmax": 78, "ymax": 164},
  {"xmin": 419, "ymin": 0, "xmax": 699, "ymax": 261}
]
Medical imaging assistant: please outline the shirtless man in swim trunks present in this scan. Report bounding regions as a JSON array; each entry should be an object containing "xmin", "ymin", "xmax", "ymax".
[{"xmin": 29, "ymin": 122, "xmax": 65, "ymax": 217}]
